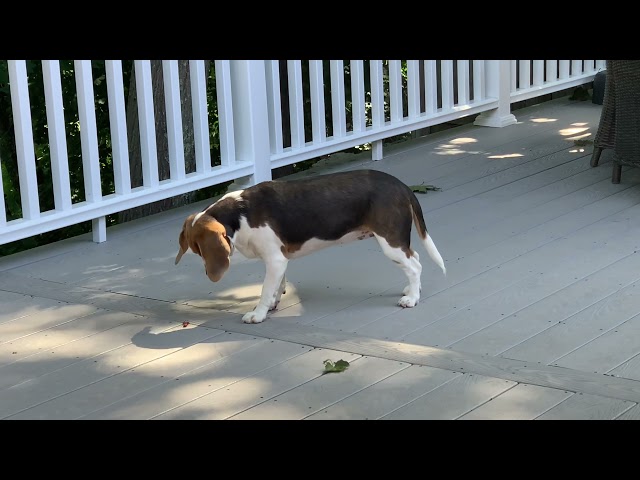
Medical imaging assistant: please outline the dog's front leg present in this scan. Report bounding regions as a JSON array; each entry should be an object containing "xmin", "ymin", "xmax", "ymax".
[
  {"xmin": 269, "ymin": 275, "xmax": 287, "ymax": 311},
  {"xmin": 242, "ymin": 257, "xmax": 288, "ymax": 324}
]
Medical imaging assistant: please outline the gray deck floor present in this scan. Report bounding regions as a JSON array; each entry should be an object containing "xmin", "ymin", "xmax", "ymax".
[{"xmin": 3, "ymin": 96, "xmax": 640, "ymax": 420}]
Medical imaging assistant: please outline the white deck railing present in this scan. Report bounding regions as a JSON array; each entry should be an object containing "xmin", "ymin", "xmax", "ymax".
[{"xmin": 0, "ymin": 59, "xmax": 604, "ymax": 246}]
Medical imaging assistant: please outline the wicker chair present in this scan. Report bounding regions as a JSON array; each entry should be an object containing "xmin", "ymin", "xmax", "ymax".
[{"xmin": 591, "ymin": 60, "xmax": 640, "ymax": 183}]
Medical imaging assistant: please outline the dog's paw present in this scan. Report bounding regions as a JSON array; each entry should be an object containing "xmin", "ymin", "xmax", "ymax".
[
  {"xmin": 242, "ymin": 310, "xmax": 267, "ymax": 324},
  {"xmin": 398, "ymin": 295, "xmax": 419, "ymax": 308}
]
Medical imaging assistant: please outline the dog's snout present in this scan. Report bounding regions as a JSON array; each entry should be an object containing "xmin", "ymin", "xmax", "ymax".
[
  {"xmin": 204, "ymin": 267, "xmax": 218, "ymax": 281},
  {"xmin": 207, "ymin": 271, "xmax": 223, "ymax": 282}
]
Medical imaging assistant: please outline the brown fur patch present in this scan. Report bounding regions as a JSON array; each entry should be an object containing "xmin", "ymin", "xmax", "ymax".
[{"xmin": 281, "ymin": 243, "xmax": 303, "ymax": 257}]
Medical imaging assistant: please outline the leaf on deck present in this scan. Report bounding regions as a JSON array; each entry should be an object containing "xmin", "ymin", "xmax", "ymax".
[
  {"xmin": 323, "ymin": 359, "xmax": 350, "ymax": 374},
  {"xmin": 409, "ymin": 183, "xmax": 442, "ymax": 194}
]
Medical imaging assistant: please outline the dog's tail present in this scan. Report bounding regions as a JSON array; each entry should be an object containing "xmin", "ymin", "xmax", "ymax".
[{"xmin": 409, "ymin": 190, "xmax": 446, "ymax": 275}]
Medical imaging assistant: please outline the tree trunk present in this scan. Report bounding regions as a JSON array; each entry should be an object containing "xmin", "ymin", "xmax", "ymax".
[{"xmin": 118, "ymin": 60, "xmax": 211, "ymax": 223}]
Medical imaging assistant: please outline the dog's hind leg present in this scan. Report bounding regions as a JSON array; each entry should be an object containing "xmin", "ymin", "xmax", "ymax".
[
  {"xmin": 402, "ymin": 252, "xmax": 421, "ymax": 296},
  {"xmin": 243, "ymin": 256, "xmax": 288, "ymax": 323},
  {"xmin": 374, "ymin": 234, "xmax": 422, "ymax": 308}
]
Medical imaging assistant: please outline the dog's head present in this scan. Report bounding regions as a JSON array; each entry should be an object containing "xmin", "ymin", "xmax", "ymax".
[{"xmin": 174, "ymin": 213, "xmax": 232, "ymax": 282}]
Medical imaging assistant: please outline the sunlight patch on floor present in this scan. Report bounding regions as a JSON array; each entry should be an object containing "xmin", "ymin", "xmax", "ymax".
[
  {"xmin": 488, "ymin": 153, "xmax": 524, "ymax": 159},
  {"xmin": 530, "ymin": 117, "xmax": 558, "ymax": 123},
  {"xmin": 449, "ymin": 137, "xmax": 478, "ymax": 145},
  {"xmin": 559, "ymin": 126, "xmax": 589, "ymax": 136}
]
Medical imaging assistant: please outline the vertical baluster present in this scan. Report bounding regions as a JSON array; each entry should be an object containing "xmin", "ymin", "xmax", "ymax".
[
  {"xmin": 105, "ymin": 60, "xmax": 131, "ymax": 194},
  {"xmin": 559, "ymin": 60, "xmax": 570, "ymax": 79},
  {"xmin": 75, "ymin": 60, "xmax": 103, "ymax": 202},
  {"xmin": 215, "ymin": 60, "xmax": 236, "ymax": 166},
  {"xmin": 370, "ymin": 60, "xmax": 384, "ymax": 160},
  {"xmin": 190, "ymin": 60, "xmax": 211, "ymax": 172},
  {"xmin": 519, "ymin": 60, "xmax": 531, "ymax": 90},
  {"xmin": 350, "ymin": 60, "xmax": 366, "ymax": 132},
  {"xmin": 309, "ymin": 60, "xmax": 327, "ymax": 141},
  {"xmin": 457, "ymin": 60, "xmax": 469, "ymax": 105},
  {"xmin": 287, "ymin": 60, "xmax": 305, "ymax": 148},
  {"xmin": 330, "ymin": 60, "xmax": 346, "ymax": 138},
  {"xmin": 532, "ymin": 60, "xmax": 544, "ymax": 86},
  {"xmin": 42, "ymin": 60, "xmax": 72, "ymax": 211},
  {"xmin": 571, "ymin": 60, "xmax": 582, "ymax": 76},
  {"xmin": 265, "ymin": 60, "xmax": 283, "ymax": 154},
  {"xmin": 406, "ymin": 60, "xmax": 420, "ymax": 117},
  {"xmin": 545, "ymin": 60, "xmax": 558, "ymax": 83},
  {"xmin": 583, "ymin": 60, "xmax": 595, "ymax": 74},
  {"xmin": 389, "ymin": 60, "xmax": 403, "ymax": 122},
  {"xmin": 8, "ymin": 60, "xmax": 40, "ymax": 220},
  {"xmin": 162, "ymin": 60, "xmax": 185, "ymax": 180},
  {"xmin": 134, "ymin": 60, "xmax": 159, "ymax": 186},
  {"xmin": 473, "ymin": 60, "xmax": 485, "ymax": 101},
  {"xmin": 424, "ymin": 60, "xmax": 437, "ymax": 114},
  {"xmin": 441, "ymin": 60, "xmax": 454, "ymax": 111},
  {"xmin": 75, "ymin": 60, "xmax": 105, "ymax": 243}
]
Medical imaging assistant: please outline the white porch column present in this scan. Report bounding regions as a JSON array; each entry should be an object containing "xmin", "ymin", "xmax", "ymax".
[
  {"xmin": 226, "ymin": 60, "xmax": 272, "ymax": 191},
  {"xmin": 474, "ymin": 60, "xmax": 517, "ymax": 128}
]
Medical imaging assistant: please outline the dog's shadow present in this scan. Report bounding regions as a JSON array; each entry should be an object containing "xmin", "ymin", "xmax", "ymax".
[
  {"xmin": 130, "ymin": 279, "xmax": 407, "ymax": 350},
  {"xmin": 130, "ymin": 325, "xmax": 228, "ymax": 350}
]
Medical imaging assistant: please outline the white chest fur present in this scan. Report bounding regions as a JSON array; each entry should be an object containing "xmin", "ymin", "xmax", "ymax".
[{"xmin": 231, "ymin": 217, "xmax": 280, "ymax": 259}]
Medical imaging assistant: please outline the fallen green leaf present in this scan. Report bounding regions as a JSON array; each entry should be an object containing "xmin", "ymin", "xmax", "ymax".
[
  {"xmin": 573, "ymin": 138, "xmax": 594, "ymax": 146},
  {"xmin": 323, "ymin": 359, "xmax": 350, "ymax": 374},
  {"xmin": 409, "ymin": 183, "xmax": 441, "ymax": 194}
]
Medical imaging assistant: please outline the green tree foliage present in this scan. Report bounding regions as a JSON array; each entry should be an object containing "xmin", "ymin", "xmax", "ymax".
[{"xmin": 0, "ymin": 61, "xmax": 134, "ymax": 254}]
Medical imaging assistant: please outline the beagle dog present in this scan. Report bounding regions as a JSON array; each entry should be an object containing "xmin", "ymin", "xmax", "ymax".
[{"xmin": 175, "ymin": 169, "xmax": 446, "ymax": 324}]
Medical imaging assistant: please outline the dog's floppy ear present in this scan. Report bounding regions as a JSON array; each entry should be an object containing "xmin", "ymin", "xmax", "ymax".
[
  {"xmin": 174, "ymin": 216, "xmax": 194, "ymax": 265},
  {"xmin": 174, "ymin": 214, "xmax": 231, "ymax": 282},
  {"xmin": 198, "ymin": 220, "xmax": 231, "ymax": 282}
]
